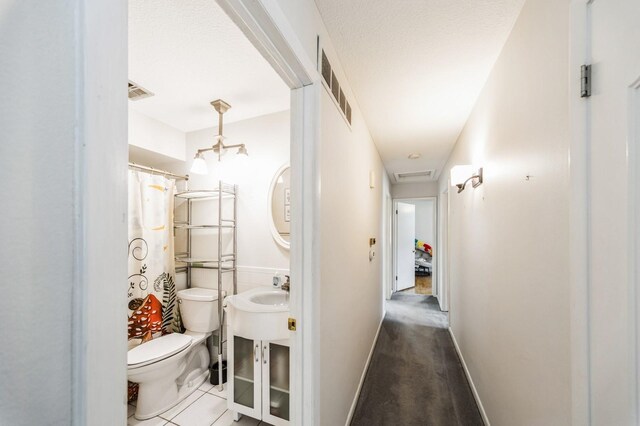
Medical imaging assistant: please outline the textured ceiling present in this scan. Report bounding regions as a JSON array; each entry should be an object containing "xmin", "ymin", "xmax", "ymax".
[
  {"xmin": 128, "ymin": 0, "xmax": 290, "ymax": 132},
  {"xmin": 314, "ymin": 0, "xmax": 525, "ymax": 181}
]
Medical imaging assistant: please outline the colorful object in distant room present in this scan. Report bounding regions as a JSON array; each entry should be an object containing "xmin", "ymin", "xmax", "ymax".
[{"xmin": 415, "ymin": 239, "xmax": 433, "ymax": 256}]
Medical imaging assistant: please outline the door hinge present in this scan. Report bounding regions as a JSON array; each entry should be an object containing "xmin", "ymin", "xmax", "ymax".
[
  {"xmin": 395, "ymin": 275, "xmax": 398, "ymax": 281},
  {"xmin": 288, "ymin": 317, "xmax": 297, "ymax": 331},
  {"xmin": 581, "ymin": 64, "xmax": 592, "ymax": 98},
  {"xmin": 396, "ymin": 209, "xmax": 398, "ymax": 214}
]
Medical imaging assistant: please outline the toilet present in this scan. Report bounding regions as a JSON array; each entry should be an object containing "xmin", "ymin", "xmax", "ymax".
[{"xmin": 127, "ymin": 287, "xmax": 221, "ymax": 420}]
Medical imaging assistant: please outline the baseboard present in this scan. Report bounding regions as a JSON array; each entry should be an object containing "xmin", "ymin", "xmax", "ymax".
[
  {"xmin": 344, "ymin": 313, "xmax": 385, "ymax": 426},
  {"xmin": 448, "ymin": 327, "xmax": 490, "ymax": 426}
]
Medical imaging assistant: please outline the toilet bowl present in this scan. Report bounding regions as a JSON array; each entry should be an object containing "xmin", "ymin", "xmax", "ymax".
[{"xmin": 127, "ymin": 287, "xmax": 221, "ymax": 420}]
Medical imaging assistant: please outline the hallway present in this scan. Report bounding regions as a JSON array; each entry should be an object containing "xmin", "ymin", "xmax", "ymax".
[{"xmin": 351, "ymin": 294, "xmax": 482, "ymax": 426}]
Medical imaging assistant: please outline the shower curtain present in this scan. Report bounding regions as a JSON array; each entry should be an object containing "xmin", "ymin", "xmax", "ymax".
[{"xmin": 127, "ymin": 170, "xmax": 181, "ymax": 401}]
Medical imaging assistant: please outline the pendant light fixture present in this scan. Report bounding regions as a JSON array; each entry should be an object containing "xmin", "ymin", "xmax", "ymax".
[{"xmin": 190, "ymin": 99, "xmax": 249, "ymax": 175}]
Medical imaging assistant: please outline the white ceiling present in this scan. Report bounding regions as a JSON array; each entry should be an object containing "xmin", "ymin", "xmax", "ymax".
[
  {"xmin": 128, "ymin": 0, "xmax": 290, "ymax": 132},
  {"xmin": 314, "ymin": 0, "xmax": 526, "ymax": 182}
]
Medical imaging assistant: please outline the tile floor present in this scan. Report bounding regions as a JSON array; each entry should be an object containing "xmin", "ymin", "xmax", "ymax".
[{"xmin": 127, "ymin": 380, "xmax": 272, "ymax": 426}]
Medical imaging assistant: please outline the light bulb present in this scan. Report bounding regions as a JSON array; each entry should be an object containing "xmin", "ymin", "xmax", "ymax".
[{"xmin": 190, "ymin": 153, "xmax": 208, "ymax": 175}]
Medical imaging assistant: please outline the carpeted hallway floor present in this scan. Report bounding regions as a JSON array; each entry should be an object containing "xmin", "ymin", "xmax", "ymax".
[{"xmin": 350, "ymin": 293, "xmax": 483, "ymax": 426}]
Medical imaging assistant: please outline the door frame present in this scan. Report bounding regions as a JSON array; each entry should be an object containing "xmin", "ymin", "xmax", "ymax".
[
  {"xmin": 384, "ymin": 193, "xmax": 394, "ymax": 300},
  {"xmin": 437, "ymin": 187, "xmax": 450, "ymax": 312},
  {"xmin": 214, "ymin": 1, "xmax": 322, "ymax": 424},
  {"xmin": 391, "ymin": 197, "xmax": 438, "ymax": 296},
  {"xmin": 569, "ymin": 1, "xmax": 592, "ymax": 423},
  {"xmin": 75, "ymin": 0, "xmax": 321, "ymax": 423}
]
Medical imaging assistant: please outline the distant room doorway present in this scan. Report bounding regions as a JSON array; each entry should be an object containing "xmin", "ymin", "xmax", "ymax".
[{"xmin": 393, "ymin": 198, "xmax": 437, "ymax": 296}]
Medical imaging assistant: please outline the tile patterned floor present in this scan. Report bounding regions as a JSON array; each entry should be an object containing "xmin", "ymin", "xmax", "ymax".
[{"xmin": 127, "ymin": 381, "xmax": 272, "ymax": 426}]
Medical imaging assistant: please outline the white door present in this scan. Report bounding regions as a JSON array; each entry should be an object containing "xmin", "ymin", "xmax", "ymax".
[
  {"xmin": 395, "ymin": 202, "xmax": 415, "ymax": 292},
  {"xmin": 586, "ymin": 1, "xmax": 640, "ymax": 423}
]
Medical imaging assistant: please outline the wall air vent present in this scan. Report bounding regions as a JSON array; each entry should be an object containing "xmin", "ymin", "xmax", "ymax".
[
  {"xmin": 128, "ymin": 81, "xmax": 154, "ymax": 101},
  {"xmin": 321, "ymin": 51, "xmax": 332, "ymax": 86},
  {"xmin": 331, "ymin": 71, "xmax": 340, "ymax": 101},
  {"xmin": 393, "ymin": 170, "xmax": 435, "ymax": 183},
  {"xmin": 318, "ymin": 48, "xmax": 352, "ymax": 126}
]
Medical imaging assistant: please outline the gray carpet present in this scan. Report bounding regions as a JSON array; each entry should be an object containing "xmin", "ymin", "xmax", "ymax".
[{"xmin": 350, "ymin": 293, "xmax": 483, "ymax": 426}]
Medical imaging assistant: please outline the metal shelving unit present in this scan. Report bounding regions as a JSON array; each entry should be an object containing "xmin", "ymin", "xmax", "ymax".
[{"xmin": 174, "ymin": 181, "xmax": 238, "ymax": 391}]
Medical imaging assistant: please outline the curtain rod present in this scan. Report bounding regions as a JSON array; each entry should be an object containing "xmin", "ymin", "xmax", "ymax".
[{"xmin": 128, "ymin": 162, "xmax": 189, "ymax": 181}]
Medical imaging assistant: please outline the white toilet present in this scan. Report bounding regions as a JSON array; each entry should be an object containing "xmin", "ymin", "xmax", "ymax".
[{"xmin": 127, "ymin": 287, "xmax": 221, "ymax": 420}]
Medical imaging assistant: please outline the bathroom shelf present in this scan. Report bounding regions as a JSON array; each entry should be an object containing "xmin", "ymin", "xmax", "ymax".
[
  {"xmin": 175, "ymin": 256, "xmax": 235, "ymax": 263},
  {"xmin": 174, "ymin": 181, "xmax": 238, "ymax": 393},
  {"xmin": 175, "ymin": 187, "xmax": 236, "ymax": 200},
  {"xmin": 175, "ymin": 257, "xmax": 236, "ymax": 265},
  {"xmin": 175, "ymin": 266, "xmax": 236, "ymax": 274},
  {"xmin": 174, "ymin": 224, "xmax": 236, "ymax": 230}
]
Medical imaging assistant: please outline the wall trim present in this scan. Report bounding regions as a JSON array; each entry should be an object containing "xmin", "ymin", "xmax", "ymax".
[
  {"xmin": 344, "ymin": 314, "xmax": 385, "ymax": 426},
  {"xmin": 448, "ymin": 327, "xmax": 490, "ymax": 426}
]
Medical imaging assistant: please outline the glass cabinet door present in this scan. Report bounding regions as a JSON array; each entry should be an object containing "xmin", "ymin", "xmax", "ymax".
[
  {"xmin": 263, "ymin": 342, "xmax": 290, "ymax": 423},
  {"xmin": 233, "ymin": 336, "xmax": 257, "ymax": 410}
]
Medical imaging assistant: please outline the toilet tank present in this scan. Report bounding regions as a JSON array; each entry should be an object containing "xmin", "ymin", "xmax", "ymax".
[{"xmin": 177, "ymin": 288, "xmax": 220, "ymax": 333}]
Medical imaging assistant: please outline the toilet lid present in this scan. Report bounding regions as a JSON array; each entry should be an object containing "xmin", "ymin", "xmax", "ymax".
[
  {"xmin": 177, "ymin": 287, "xmax": 220, "ymax": 302},
  {"xmin": 127, "ymin": 333, "xmax": 192, "ymax": 368}
]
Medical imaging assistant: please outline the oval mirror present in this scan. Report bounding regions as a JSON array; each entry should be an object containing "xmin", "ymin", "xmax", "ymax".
[{"xmin": 268, "ymin": 164, "xmax": 291, "ymax": 250}]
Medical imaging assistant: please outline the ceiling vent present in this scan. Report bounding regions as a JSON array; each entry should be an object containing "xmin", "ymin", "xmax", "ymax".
[
  {"xmin": 128, "ymin": 81, "xmax": 154, "ymax": 101},
  {"xmin": 393, "ymin": 170, "xmax": 435, "ymax": 183}
]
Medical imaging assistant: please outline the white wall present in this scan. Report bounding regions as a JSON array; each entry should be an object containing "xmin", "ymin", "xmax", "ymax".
[
  {"xmin": 438, "ymin": 0, "xmax": 571, "ymax": 424},
  {"xmin": 412, "ymin": 200, "xmax": 435, "ymax": 245},
  {"xmin": 273, "ymin": 2, "xmax": 390, "ymax": 424},
  {"xmin": 129, "ymin": 109, "xmax": 186, "ymax": 161},
  {"xmin": 0, "ymin": 0, "xmax": 128, "ymax": 425},
  {"xmin": 0, "ymin": 4, "xmax": 75, "ymax": 423},
  {"xmin": 391, "ymin": 181, "xmax": 439, "ymax": 198},
  {"xmin": 319, "ymin": 88, "xmax": 388, "ymax": 426},
  {"xmin": 162, "ymin": 110, "xmax": 291, "ymax": 293}
]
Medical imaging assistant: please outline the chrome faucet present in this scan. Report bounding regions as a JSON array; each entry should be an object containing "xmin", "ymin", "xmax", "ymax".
[{"xmin": 281, "ymin": 275, "xmax": 290, "ymax": 292}]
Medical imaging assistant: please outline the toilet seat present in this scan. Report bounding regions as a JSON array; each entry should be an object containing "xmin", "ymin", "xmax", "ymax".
[{"xmin": 128, "ymin": 333, "xmax": 193, "ymax": 369}]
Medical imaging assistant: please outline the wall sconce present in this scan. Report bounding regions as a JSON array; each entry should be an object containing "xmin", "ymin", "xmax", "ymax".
[
  {"xmin": 190, "ymin": 99, "xmax": 249, "ymax": 175},
  {"xmin": 450, "ymin": 165, "xmax": 483, "ymax": 193}
]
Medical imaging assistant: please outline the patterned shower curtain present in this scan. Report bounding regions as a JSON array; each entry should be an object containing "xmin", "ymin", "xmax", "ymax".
[{"xmin": 127, "ymin": 170, "xmax": 181, "ymax": 401}]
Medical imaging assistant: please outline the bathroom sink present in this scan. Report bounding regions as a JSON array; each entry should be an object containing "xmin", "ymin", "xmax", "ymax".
[
  {"xmin": 225, "ymin": 288, "xmax": 290, "ymax": 341},
  {"xmin": 248, "ymin": 291, "xmax": 289, "ymax": 307}
]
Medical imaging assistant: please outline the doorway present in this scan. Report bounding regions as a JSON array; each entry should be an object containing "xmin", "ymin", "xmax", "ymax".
[
  {"xmin": 72, "ymin": 0, "xmax": 321, "ymax": 424},
  {"xmin": 392, "ymin": 197, "xmax": 437, "ymax": 297}
]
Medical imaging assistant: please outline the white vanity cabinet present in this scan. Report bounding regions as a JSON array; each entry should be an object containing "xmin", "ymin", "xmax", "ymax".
[{"xmin": 228, "ymin": 333, "xmax": 290, "ymax": 425}]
